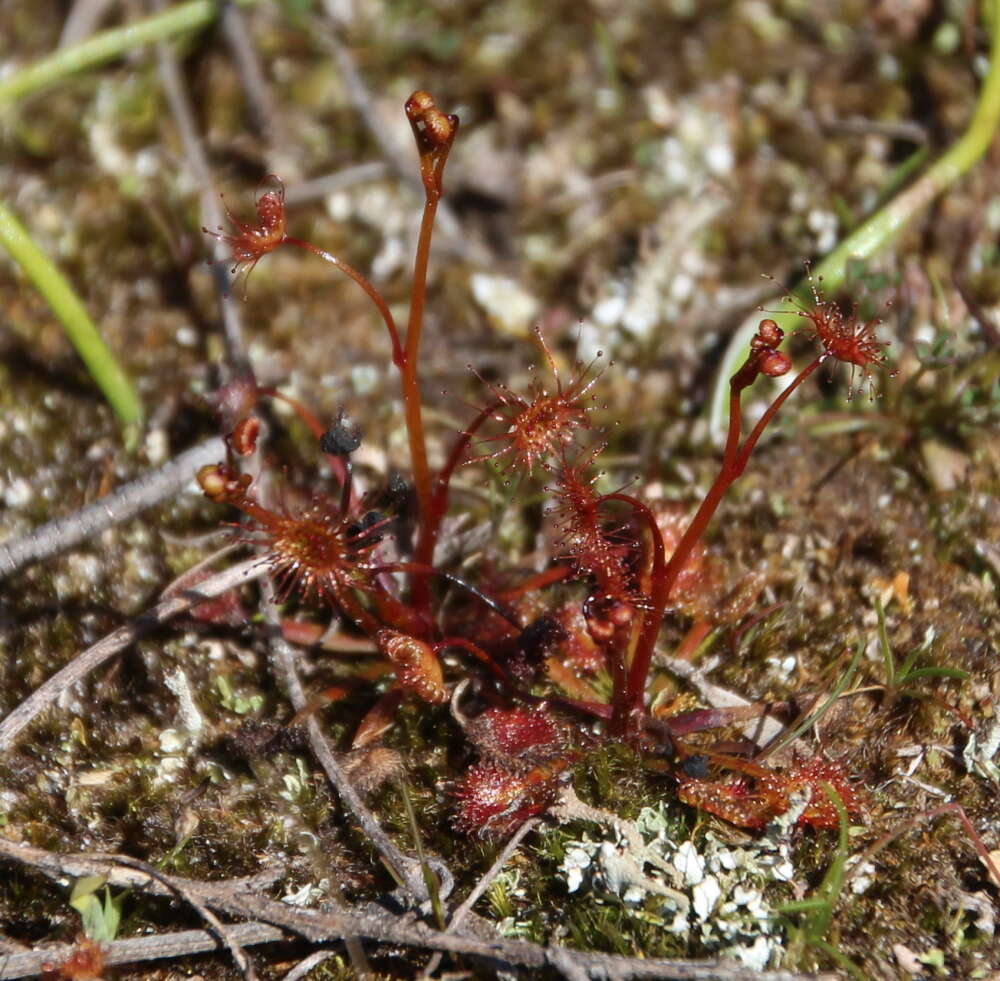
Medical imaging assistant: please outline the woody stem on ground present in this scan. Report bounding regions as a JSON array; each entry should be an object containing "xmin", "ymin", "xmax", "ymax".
[{"xmin": 618, "ymin": 355, "xmax": 823, "ymax": 733}]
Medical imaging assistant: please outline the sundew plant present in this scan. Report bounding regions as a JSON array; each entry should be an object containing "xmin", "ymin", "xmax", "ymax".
[{"xmin": 2, "ymin": 5, "xmax": 1000, "ymax": 979}]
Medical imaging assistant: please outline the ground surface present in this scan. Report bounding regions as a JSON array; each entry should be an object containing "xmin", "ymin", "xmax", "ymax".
[{"xmin": 1, "ymin": 1, "xmax": 999, "ymax": 979}]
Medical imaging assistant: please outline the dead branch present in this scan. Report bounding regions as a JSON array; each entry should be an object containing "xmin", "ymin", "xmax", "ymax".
[
  {"xmin": 283, "ymin": 161, "xmax": 390, "ymax": 207},
  {"xmin": 0, "ymin": 838, "xmax": 831, "ymax": 981},
  {"xmin": 218, "ymin": 2, "xmax": 298, "ymax": 180},
  {"xmin": 280, "ymin": 949, "xmax": 340, "ymax": 981},
  {"xmin": 0, "ymin": 437, "xmax": 224, "ymax": 579},
  {"xmin": 0, "ymin": 556, "xmax": 267, "ymax": 753},
  {"xmin": 106, "ymin": 854, "xmax": 260, "ymax": 981},
  {"xmin": 0, "ymin": 922, "xmax": 285, "ymax": 981}
]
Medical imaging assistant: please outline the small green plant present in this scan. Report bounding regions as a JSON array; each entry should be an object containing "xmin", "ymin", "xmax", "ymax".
[
  {"xmin": 874, "ymin": 597, "xmax": 969, "ymax": 714},
  {"xmin": 68, "ymin": 875, "xmax": 124, "ymax": 943},
  {"xmin": 776, "ymin": 786, "xmax": 865, "ymax": 980}
]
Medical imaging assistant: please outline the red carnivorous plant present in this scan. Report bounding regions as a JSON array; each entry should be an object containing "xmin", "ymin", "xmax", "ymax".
[{"xmin": 201, "ymin": 91, "xmax": 894, "ymax": 835}]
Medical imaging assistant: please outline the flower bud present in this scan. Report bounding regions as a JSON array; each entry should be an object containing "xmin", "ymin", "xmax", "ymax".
[
  {"xmin": 758, "ymin": 350, "xmax": 792, "ymax": 377},
  {"xmin": 197, "ymin": 464, "xmax": 228, "ymax": 501},
  {"xmin": 756, "ymin": 318, "xmax": 784, "ymax": 347}
]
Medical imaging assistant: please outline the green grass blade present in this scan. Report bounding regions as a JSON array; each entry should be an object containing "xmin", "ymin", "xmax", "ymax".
[
  {"xmin": 874, "ymin": 596, "xmax": 895, "ymax": 687},
  {"xmin": 0, "ymin": 0, "xmax": 260, "ymax": 107},
  {"xmin": 0, "ymin": 201, "xmax": 143, "ymax": 427},
  {"xmin": 765, "ymin": 642, "xmax": 861, "ymax": 758},
  {"xmin": 904, "ymin": 666, "xmax": 970, "ymax": 682}
]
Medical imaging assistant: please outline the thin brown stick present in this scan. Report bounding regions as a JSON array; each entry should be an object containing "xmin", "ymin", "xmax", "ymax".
[
  {"xmin": 58, "ymin": 0, "xmax": 117, "ymax": 47},
  {"xmin": 0, "ymin": 437, "xmax": 225, "ymax": 579},
  {"xmin": 0, "ymin": 837, "xmax": 830, "ymax": 981},
  {"xmin": 261, "ymin": 583, "xmax": 453, "ymax": 906},
  {"xmin": 281, "ymin": 949, "xmax": 339, "ymax": 981},
  {"xmin": 0, "ymin": 922, "xmax": 286, "ymax": 981},
  {"xmin": 219, "ymin": 1, "xmax": 294, "ymax": 178},
  {"xmin": 844, "ymin": 802, "xmax": 1000, "ymax": 891},
  {"xmin": 0, "ymin": 556, "xmax": 268, "ymax": 752},
  {"xmin": 282, "ymin": 162, "xmax": 389, "ymax": 206}
]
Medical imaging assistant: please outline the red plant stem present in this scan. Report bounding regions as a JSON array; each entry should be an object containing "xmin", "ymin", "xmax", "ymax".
[
  {"xmin": 733, "ymin": 357, "xmax": 822, "ymax": 474},
  {"xmin": 435, "ymin": 636, "xmax": 513, "ymax": 685},
  {"xmin": 598, "ymin": 491, "xmax": 665, "ymax": 734},
  {"xmin": 619, "ymin": 356, "xmax": 824, "ymax": 734},
  {"xmin": 330, "ymin": 581, "xmax": 381, "ymax": 636},
  {"xmin": 404, "ymin": 190, "xmax": 443, "ymax": 581},
  {"xmin": 600, "ymin": 492, "xmax": 666, "ymax": 585},
  {"xmin": 256, "ymin": 386, "xmax": 349, "ymax": 492},
  {"xmin": 410, "ymin": 401, "xmax": 500, "ymax": 612},
  {"xmin": 283, "ymin": 238, "xmax": 404, "ymax": 366},
  {"xmin": 257, "ymin": 386, "xmax": 324, "ymax": 438}
]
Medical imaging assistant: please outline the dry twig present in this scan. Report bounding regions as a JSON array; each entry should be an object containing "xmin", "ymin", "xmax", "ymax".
[
  {"xmin": 218, "ymin": 2, "xmax": 298, "ymax": 179},
  {"xmin": 0, "ymin": 437, "xmax": 224, "ymax": 579},
  {"xmin": 261, "ymin": 583, "xmax": 452, "ymax": 906},
  {"xmin": 86, "ymin": 853, "xmax": 261, "ymax": 981},
  {"xmin": 421, "ymin": 818, "xmax": 539, "ymax": 978},
  {"xmin": 0, "ymin": 922, "xmax": 285, "ymax": 980},
  {"xmin": 0, "ymin": 838, "xmax": 831, "ymax": 981},
  {"xmin": 152, "ymin": 3, "xmax": 249, "ymax": 377}
]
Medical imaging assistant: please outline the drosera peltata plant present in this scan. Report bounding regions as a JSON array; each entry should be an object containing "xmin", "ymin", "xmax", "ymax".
[{"xmin": 195, "ymin": 92, "xmax": 906, "ymax": 851}]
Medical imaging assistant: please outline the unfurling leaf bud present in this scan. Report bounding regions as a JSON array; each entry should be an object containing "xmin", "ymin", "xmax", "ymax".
[
  {"xmin": 377, "ymin": 629, "xmax": 447, "ymax": 704},
  {"xmin": 230, "ymin": 416, "xmax": 261, "ymax": 456}
]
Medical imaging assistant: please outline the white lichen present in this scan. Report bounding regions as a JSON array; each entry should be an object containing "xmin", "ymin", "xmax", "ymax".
[{"xmin": 555, "ymin": 801, "xmax": 796, "ymax": 968}]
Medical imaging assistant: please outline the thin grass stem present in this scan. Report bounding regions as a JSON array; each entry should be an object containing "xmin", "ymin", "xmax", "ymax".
[
  {"xmin": 0, "ymin": 0, "xmax": 261, "ymax": 107},
  {"xmin": 0, "ymin": 201, "xmax": 143, "ymax": 429}
]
